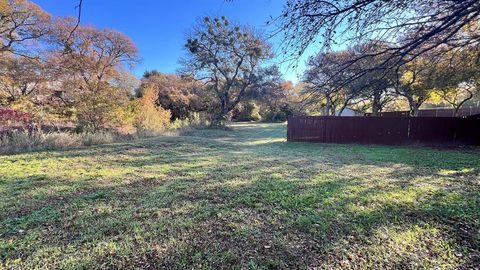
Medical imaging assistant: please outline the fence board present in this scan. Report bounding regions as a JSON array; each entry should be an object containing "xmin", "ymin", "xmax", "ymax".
[
  {"xmin": 369, "ymin": 107, "xmax": 480, "ymax": 118},
  {"xmin": 287, "ymin": 116, "xmax": 480, "ymax": 145}
]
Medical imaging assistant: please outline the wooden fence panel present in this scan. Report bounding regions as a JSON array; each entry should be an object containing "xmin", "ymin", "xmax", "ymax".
[
  {"xmin": 457, "ymin": 117, "xmax": 480, "ymax": 145},
  {"xmin": 409, "ymin": 117, "xmax": 458, "ymax": 144},
  {"xmin": 287, "ymin": 116, "xmax": 480, "ymax": 145},
  {"xmin": 323, "ymin": 117, "xmax": 409, "ymax": 145}
]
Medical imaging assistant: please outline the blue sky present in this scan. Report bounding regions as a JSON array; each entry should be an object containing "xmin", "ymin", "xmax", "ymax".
[{"xmin": 33, "ymin": 0, "xmax": 314, "ymax": 83}]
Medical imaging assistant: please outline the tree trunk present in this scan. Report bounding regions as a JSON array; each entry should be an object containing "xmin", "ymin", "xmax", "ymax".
[
  {"xmin": 453, "ymin": 90, "xmax": 474, "ymax": 117},
  {"xmin": 329, "ymin": 101, "xmax": 337, "ymax": 116},
  {"xmin": 453, "ymin": 106, "xmax": 461, "ymax": 117},
  {"xmin": 325, "ymin": 95, "xmax": 332, "ymax": 116},
  {"xmin": 411, "ymin": 106, "xmax": 420, "ymax": 117},
  {"xmin": 406, "ymin": 95, "xmax": 420, "ymax": 117},
  {"xmin": 338, "ymin": 98, "xmax": 351, "ymax": 117},
  {"xmin": 371, "ymin": 91, "xmax": 381, "ymax": 116},
  {"xmin": 211, "ymin": 108, "xmax": 229, "ymax": 127}
]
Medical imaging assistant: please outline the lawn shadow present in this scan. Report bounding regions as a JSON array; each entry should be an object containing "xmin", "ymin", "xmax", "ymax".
[{"xmin": 1, "ymin": 123, "xmax": 479, "ymax": 269}]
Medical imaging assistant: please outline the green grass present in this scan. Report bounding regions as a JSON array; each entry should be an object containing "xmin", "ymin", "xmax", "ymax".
[{"xmin": 1, "ymin": 122, "xmax": 479, "ymax": 269}]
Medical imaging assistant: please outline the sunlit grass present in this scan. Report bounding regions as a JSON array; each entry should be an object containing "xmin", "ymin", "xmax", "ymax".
[{"xmin": 0, "ymin": 122, "xmax": 479, "ymax": 269}]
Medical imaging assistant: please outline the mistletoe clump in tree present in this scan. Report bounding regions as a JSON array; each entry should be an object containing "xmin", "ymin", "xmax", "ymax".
[{"xmin": 182, "ymin": 16, "xmax": 272, "ymax": 126}]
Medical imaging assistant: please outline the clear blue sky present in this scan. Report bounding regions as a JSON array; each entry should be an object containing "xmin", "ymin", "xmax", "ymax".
[{"xmin": 33, "ymin": 0, "xmax": 313, "ymax": 83}]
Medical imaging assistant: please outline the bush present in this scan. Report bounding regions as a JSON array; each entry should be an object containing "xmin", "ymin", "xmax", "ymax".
[
  {"xmin": 0, "ymin": 102, "xmax": 209, "ymax": 154},
  {"xmin": 232, "ymin": 102, "xmax": 261, "ymax": 122},
  {"xmin": 168, "ymin": 112, "xmax": 209, "ymax": 130},
  {"xmin": 75, "ymin": 88, "xmax": 128, "ymax": 132},
  {"xmin": 261, "ymin": 104, "xmax": 292, "ymax": 122},
  {"xmin": 0, "ymin": 130, "xmax": 41, "ymax": 153},
  {"xmin": 134, "ymin": 86, "xmax": 171, "ymax": 133},
  {"xmin": 263, "ymin": 111, "xmax": 288, "ymax": 122}
]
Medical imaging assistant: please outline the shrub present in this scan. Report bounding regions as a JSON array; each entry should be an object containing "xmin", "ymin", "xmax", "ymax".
[
  {"xmin": 75, "ymin": 89, "xmax": 127, "ymax": 132},
  {"xmin": 0, "ymin": 108, "xmax": 33, "ymax": 125},
  {"xmin": 261, "ymin": 104, "xmax": 292, "ymax": 122},
  {"xmin": 0, "ymin": 130, "xmax": 41, "ymax": 153},
  {"xmin": 165, "ymin": 112, "xmax": 210, "ymax": 135},
  {"xmin": 263, "ymin": 111, "xmax": 288, "ymax": 122},
  {"xmin": 0, "ymin": 107, "xmax": 35, "ymax": 134},
  {"xmin": 232, "ymin": 102, "xmax": 261, "ymax": 122},
  {"xmin": 168, "ymin": 112, "xmax": 209, "ymax": 130},
  {"xmin": 134, "ymin": 86, "xmax": 171, "ymax": 133}
]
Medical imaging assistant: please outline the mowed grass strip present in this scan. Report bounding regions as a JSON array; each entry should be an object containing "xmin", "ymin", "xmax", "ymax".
[{"xmin": 1, "ymin": 123, "xmax": 479, "ymax": 269}]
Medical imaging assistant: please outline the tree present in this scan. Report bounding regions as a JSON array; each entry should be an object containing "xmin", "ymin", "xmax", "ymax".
[
  {"xmin": 249, "ymin": 65, "xmax": 293, "ymax": 121},
  {"xmin": 278, "ymin": 0, "xmax": 480, "ymax": 73},
  {"xmin": 393, "ymin": 57, "xmax": 436, "ymax": 116},
  {"xmin": 0, "ymin": 0, "xmax": 51, "ymax": 56},
  {"xmin": 182, "ymin": 16, "xmax": 272, "ymax": 125},
  {"xmin": 436, "ymin": 85, "xmax": 478, "ymax": 116},
  {"xmin": 50, "ymin": 19, "xmax": 140, "ymax": 130},
  {"xmin": 140, "ymin": 71, "xmax": 205, "ymax": 121},
  {"xmin": 302, "ymin": 49, "xmax": 370, "ymax": 115},
  {"xmin": 113, "ymin": 69, "xmax": 140, "ymax": 98},
  {"xmin": 429, "ymin": 47, "xmax": 480, "ymax": 116},
  {"xmin": 366, "ymin": 78, "xmax": 394, "ymax": 116},
  {"xmin": 302, "ymin": 41, "xmax": 404, "ymax": 116},
  {"xmin": 302, "ymin": 52, "xmax": 345, "ymax": 116},
  {"xmin": 0, "ymin": 55, "xmax": 47, "ymax": 105},
  {"xmin": 346, "ymin": 43, "xmax": 397, "ymax": 116}
]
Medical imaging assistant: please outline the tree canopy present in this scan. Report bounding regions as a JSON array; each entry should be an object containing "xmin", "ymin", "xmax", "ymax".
[
  {"xmin": 182, "ymin": 16, "xmax": 272, "ymax": 125},
  {"xmin": 278, "ymin": 0, "xmax": 480, "ymax": 69}
]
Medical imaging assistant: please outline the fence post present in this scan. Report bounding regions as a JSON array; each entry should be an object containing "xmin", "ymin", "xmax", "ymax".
[
  {"xmin": 287, "ymin": 116, "xmax": 289, "ymax": 141},
  {"xmin": 407, "ymin": 118, "xmax": 411, "ymax": 141}
]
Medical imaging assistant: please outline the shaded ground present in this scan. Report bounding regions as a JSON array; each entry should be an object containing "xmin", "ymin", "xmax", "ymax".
[{"xmin": 1, "ymin": 123, "xmax": 479, "ymax": 269}]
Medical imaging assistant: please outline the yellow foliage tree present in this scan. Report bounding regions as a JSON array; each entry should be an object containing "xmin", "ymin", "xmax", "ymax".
[{"xmin": 74, "ymin": 84, "xmax": 128, "ymax": 132}]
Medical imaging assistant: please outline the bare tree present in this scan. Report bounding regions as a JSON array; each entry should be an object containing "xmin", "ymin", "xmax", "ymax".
[
  {"xmin": 64, "ymin": 0, "xmax": 83, "ymax": 46},
  {"xmin": 181, "ymin": 16, "xmax": 272, "ymax": 125}
]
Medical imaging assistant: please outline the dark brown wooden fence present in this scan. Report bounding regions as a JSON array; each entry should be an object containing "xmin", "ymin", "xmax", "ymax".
[{"xmin": 287, "ymin": 116, "xmax": 480, "ymax": 145}]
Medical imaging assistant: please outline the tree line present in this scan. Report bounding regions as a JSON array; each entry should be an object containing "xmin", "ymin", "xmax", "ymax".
[
  {"xmin": 0, "ymin": 1, "xmax": 294, "ymax": 131},
  {"xmin": 279, "ymin": 0, "xmax": 480, "ymax": 117},
  {"xmin": 300, "ymin": 40, "xmax": 480, "ymax": 117}
]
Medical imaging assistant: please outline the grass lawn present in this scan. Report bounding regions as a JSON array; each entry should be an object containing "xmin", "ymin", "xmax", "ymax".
[{"xmin": 1, "ymin": 123, "xmax": 479, "ymax": 269}]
